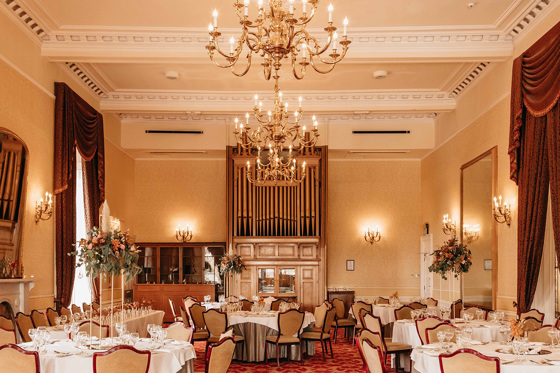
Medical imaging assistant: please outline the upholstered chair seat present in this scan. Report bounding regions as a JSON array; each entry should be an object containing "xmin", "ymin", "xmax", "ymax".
[
  {"xmin": 60, "ymin": 306, "xmax": 72, "ymax": 319},
  {"xmin": 394, "ymin": 305, "xmax": 414, "ymax": 321},
  {"xmin": 313, "ymin": 303, "xmax": 328, "ymax": 330},
  {"xmin": 46, "ymin": 308, "xmax": 59, "ymax": 326},
  {"xmin": 522, "ymin": 316, "xmax": 544, "ymax": 332},
  {"xmin": 78, "ymin": 321, "xmax": 110, "ymax": 339},
  {"xmin": 71, "ymin": 304, "xmax": 82, "ymax": 314}
]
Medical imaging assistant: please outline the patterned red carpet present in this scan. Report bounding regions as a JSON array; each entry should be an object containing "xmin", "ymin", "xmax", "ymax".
[{"xmin": 191, "ymin": 334, "xmax": 365, "ymax": 372}]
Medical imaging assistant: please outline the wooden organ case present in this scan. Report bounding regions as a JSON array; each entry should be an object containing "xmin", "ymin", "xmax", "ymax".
[{"xmin": 228, "ymin": 145, "xmax": 327, "ymax": 311}]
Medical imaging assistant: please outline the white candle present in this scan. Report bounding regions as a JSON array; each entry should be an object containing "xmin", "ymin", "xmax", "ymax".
[
  {"xmin": 299, "ymin": 96, "xmax": 302, "ymax": 108},
  {"xmin": 234, "ymin": 117, "xmax": 238, "ymax": 129},
  {"xmin": 208, "ymin": 24, "xmax": 213, "ymax": 41},
  {"xmin": 258, "ymin": 0, "xmax": 263, "ymax": 9},
  {"xmin": 333, "ymin": 32, "xmax": 338, "ymax": 50},
  {"xmin": 244, "ymin": 0, "xmax": 249, "ymax": 16},
  {"xmin": 302, "ymin": 0, "xmax": 307, "ymax": 13},
  {"xmin": 328, "ymin": 3, "xmax": 333, "ymax": 22},
  {"xmin": 230, "ymin": 36, "xmax": 235, "ymax": 54},
  {"xmin": 289, "ymin": 0, "xmax": 294, "ymax": 14},
  {"xmin": 302, "ymin": 43, "xmax": 307, "ymax": 58},
  {"xmin": 213, "ymin": 9, "xmax": 218, "ymax": 28},
  {"xmin": 246, "ymin": 113, "xmax": 249, "ymax": 124},
  {"xmin": 343, "ymin": 17, "xmax": 348, "ymax": 36},
  {"xmin": 254, "ymin": 94, "xmax": 258, "ymax": 106},
  {"xmin": 279, "ymin": 91, "xmax": 283, "ymax": 103}
]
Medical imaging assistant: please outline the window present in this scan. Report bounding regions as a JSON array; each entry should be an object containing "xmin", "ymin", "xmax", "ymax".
[
  {"xmin": 204, "ymin": 246, "xmax": 224, "ymax": 285},
  {"xmin": 71, "ymin": 152, "xmax": 91, "ymax": 306}
]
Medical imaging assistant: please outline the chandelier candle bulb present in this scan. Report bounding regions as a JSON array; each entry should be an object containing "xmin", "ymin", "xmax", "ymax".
[
  {"xmin": 302, "ymin": 0, "xmax": 307, "ymax": 13},
  {"xmin": 289, "ymin": 0, "xmax": 294, "ymax": 15},
  {"xmin": 333, "ymin": 32, "xmax": 338, "ymax": 50},
  {"xmin": 230, "ymin": 36, "xmax": 235, "ymax": 54},
  {"xmin": 299, "ymin": 96, "xmax": 303, "ymax": 108},
  {"xmin": 343, "ymin": 17, "xmax": 348, "ymax": 36},
  {"xmin": 244, "ymin": 0, "xmax": 249, "ymax": 16},
  {"xmin": 258, "ymin": 0, "xmax": 263, "ymax": 9},
  {"xmin": 328, "ymin": 3, "xmax": 333, "ymax": 22},
  {"xmin": 245, "ymin": 113, "xmax": 249, "ymax": 124},
  {"xmin": 213, "ymin": 9, "xmax": 218, "ymax": 27}
]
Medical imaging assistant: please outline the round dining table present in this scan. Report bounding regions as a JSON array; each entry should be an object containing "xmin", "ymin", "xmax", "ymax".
[
  {"xmin": 228, "ymin": 310, "xmax": 316, "ymax": 363},
  {"xmin": 411, "ymin": 341, "xmax": 560, "ymax": 373},
  {"xmin": 393, "ymin": 319, "xmax": 506, "ymax": 348},
  {"xmin": 22, "ymin": 338, "xmax": 196, "ymax": 373}
]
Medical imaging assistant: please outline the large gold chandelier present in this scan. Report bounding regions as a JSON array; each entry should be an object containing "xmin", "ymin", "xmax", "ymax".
[
  {"xmin": 235, "ymin": 78, "xmax": 319, "ymax": 185},
  {"xmin": 206, "ymin": 0, "xmax": 351, "ymax": 79}
]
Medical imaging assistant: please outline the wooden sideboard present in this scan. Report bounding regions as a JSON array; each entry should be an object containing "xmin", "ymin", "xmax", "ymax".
[
  {"xmin": 134, "ymin": 284, "xmax": 215, "ymax": 323},
  {"xmin": 327, "ymin": 290, "xmax": 355, "ymax": 318}
]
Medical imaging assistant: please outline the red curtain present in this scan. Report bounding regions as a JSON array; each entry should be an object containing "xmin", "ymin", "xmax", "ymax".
[
  {"xmin": 54, "ymin": 82, "xmax": 105, "ymax": 308},
  {"xmin": 508, "ymin": 21, "xmax": 560, "ymax": 313}
]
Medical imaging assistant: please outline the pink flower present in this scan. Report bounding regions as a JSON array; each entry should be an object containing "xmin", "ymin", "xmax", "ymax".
[
  {"xmin": 119, "ymin": 244, "xmax": 125, "ymax": 250},
  {"xmin": 87, "ymin": 244, "xmax": 93, "ymax": 250}
]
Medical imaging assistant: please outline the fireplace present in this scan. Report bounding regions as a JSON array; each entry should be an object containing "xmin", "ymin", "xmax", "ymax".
[{"xmin": 0, "ymin": 279, "xmax": 34, "ymax": 315}]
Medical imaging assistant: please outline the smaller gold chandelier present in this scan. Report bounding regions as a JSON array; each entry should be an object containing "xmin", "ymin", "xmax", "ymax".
[
  {"xmin": 236, "ymin": 79, "xmax": 319, "ymax": 185},
  {"xmin": 206, "ymin": 0, "xmax": 351, "ymax": 80},
  {"xmin": 364, "ymin": 226, "xmax": 381, "ymax": 245},
  {"xmin": 463, "ymin": 224, "xmax": 480, "ymax": 243},
  {"xmin": 442, "ymin": 214, "xmax": 456, "ymax": 236},
  {"xmin": 35, "ymin": 192, "xmax": 53, "ymax": 223},
  {"xmin": 493, "ymin": 195, "xmax": 511, "ymax": 226},
  {"xmin": 175, "ymin": 225, "xmax": 193, "ymax": 242}
]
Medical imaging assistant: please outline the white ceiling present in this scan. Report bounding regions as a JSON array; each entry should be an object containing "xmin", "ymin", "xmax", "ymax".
[{"xmin": 3, "ymin": 0, "xmax": 555, "ymax": 158}]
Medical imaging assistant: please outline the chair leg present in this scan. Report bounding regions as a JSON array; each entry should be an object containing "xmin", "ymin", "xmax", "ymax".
[
  {"xmin": 276, "ymin": 342, "xmax": 280, "ymax": 367},
  {"xmin": 329, "ymin": 338, "xmax": 334, "ymax": 359},
  {"xmin": 321, "ymin": 340, "xmax": 326, "ymax": 361},
  {"xmin": 265, "ymin": 342, "xmax": 268, "ymax": 364},
  {"xmin": 300, "ymin": 341, "xmax": 304, "ymax": 365},
  {"xmin": 204, "ymin": 341, "xmax": 209, "ymax": 358},
  {"xmin": 334, "ymin": 325, "xmax": 338, "ymax": 343}
]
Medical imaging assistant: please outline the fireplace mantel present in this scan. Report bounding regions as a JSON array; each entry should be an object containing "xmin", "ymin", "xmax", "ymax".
[{"xmin": 0, "ymin": 278, "xmax": 35, "ymax": 314}]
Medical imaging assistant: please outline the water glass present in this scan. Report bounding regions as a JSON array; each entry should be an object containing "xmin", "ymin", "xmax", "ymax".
[
  {"xmin": 61, "ymin": 315, "xmax": 68, "ymax": 324},
  {"xmin": 475, "ymin": 309, "xmax": 484, "ymax": 321},
  {"xmin": 130, "ymin": 332, "xmax": 140, "ymax": 346},
  {"xmin": 444, "ymin": 329, "xmax": 454, "ymax": 344},
  {"xmin": 437, "ymin": 330, "xmax": 446, "ymax": 347},
  {"xmin": 499, "ymin": 327, "xmax": 510, "ymax": 345}
]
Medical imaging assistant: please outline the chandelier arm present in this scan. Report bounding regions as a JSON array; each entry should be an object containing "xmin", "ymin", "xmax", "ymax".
[
  {"xmin": 291, "ymin": 57, "xmax": 306, "ymax": 80},
  {"xmin": 207, "ymin": 53, "xmax": 239, "ymax": 69},
  {"xmin": 294, "ymin": 5, "xmax": 319, "ymax": 26},
  {"xmin": 309, "ymin": 56, "xmax": 337, "ymax": 74},
  {"xmin": 245, "ymin": 33, "xmax": 263, "ymax": 52},
  {"xmin": 231, "ymin": 53, "xmax": 253, "ymax": 77},
  {"xmin": 315, "ymin": 45, "xmax": 350, "ymax": 65},
  {"xmin": 307, "ymin": 34, "xmax": 334, "ymax": 56}
]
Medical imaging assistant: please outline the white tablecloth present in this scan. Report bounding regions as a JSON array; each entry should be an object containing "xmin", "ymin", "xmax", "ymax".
[
  {"xmin": 393, "ymin": 320, "xmax": 506, "ymax": 348},
  {"xmin": 349, "ymin": 304, "xmax": 399, "ymax": 325},
  {"xmin": 202, "ymin": 302, "xmax": 223, "ymax": 310},
  {"xmin": 228, "ymin": 311, "xmax": 315, "ymax": 332},
  {"xmin": 25, "ymin": 339, "xmax": 195, "ymax": 373},
  {"xmin": 412, "ymin": 342, "xmax": 560, "ymax": 373}
]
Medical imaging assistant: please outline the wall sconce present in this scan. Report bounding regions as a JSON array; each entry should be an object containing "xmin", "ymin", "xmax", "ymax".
[
  {"xmin": 463, "ymin": 224, "xmax": 480, "ymax": 243},
  {"xmin": 175, "ymin": 225, "xmax": 193, "ymax": 242},
  {"xmin": 364, "ymin": 226, "xmax": 381, "ymax": 244},
  {"xmin": 35, "ymin": 192, "xmax": 53, "ymax": 223},
  {"xmin": 442, "ymin": 214, "xmax": 456, "ymax": 236},
  {"xmin": 493, "ymin": 195, "xmax": 511, "ymax": 226}
]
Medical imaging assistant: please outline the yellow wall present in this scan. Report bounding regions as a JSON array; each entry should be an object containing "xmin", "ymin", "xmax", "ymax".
[
  {"xmin": 327, "ymin": 160, "xmax": 422, "ymax": 297},
  {"xmin": 132, "ymin": 160, "xmax": 228, "ymax": 243}
]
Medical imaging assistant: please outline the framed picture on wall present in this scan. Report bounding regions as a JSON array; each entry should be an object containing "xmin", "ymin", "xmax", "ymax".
[
  {"xmin": 484, "ymin": 259, "xmax": 492, "ymax": 270},
  {"xmin": 346, "ymin": 260, "xmax": 355, "ymax": 271}
]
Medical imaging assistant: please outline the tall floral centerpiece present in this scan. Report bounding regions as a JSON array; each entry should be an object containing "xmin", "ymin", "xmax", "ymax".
[
  {"xmin": 218, "ymin": 254, "xmax": 246, "ymax": 297},
  {"xmin": 69, "ymin": 202, "xmax": 142, "ymax": 347},
  {"xmin": 428, "ymin": 237, "xmax": 472, "ymax": 314}
]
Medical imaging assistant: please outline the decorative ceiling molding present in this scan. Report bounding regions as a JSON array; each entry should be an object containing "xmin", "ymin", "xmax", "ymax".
[
  {"xmin": 507, "ymin": 0, "xmax": 553, "ymax": 37},
  {"xmin": 64, "ymin": 62, "xmax": 107, "ymax": 97},
  {"xmin": 118, "ymin": 112, "xmax": 436, "ymax": 124},
  {"xmin": 101, "ymin": 89, "xmax": 455, "ymax": 114},
  {"xmin": 2, "ymin": 0, "xmax": 47, "ymax": 43},
  {"xmin": 450, "ymin": 62, "xmax": 491, "ymax": 97}
]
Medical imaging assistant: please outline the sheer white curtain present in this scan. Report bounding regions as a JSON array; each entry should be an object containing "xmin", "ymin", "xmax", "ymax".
[
  {"xmin": 71, "ymin": 152, "xmax": 91, "ymax": 306},
  {"xmin": 532, "ymin": 189, "xmax": 555, "ymax": 325}
]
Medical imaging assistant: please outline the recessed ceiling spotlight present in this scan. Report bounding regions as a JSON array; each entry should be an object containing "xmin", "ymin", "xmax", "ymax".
[
  {"xmin": 467, "ymin": 2, "xmax": 475, "ymax": 8},
  {"xmin": 373, "ymin": 70, "xmax": 388, "ymax": 79},
  {"xmin": 165, "ymin": 71, "xmax": 179, "ymax": 80}
]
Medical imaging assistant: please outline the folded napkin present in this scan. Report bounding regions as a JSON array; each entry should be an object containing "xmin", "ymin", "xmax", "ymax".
[
  {"xmin": 545, "ymin": 359, "xmax": 560, "ymax": 366},
  {"xmin": 528, "ymin": 347, "xmax": 541, "ymax": 355},
  {"xmin": 469, "ymin": 340, "xmax": 483, "ymax": 345}
]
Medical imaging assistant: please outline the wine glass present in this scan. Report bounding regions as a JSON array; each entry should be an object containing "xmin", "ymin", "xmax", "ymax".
[
  {"xmin": 444, "ymin": 329, "xmax": 454, "ymax": 345},
  {"xmin": 54, "ymin": 316, "xmax": 62, "ymax": 328},
  {"xmin": 437, "ymin": 330, "xmax": 446, "ymax": 348},
  {"xmin": 28, "ymin": 329, "xmax": 37, "ymax": 350},
  {"xmin": 147, "ymin": 324, "xmax": 157, "ymax": 344},
  {"xmin": 130, "ymin": 332, "xmax": 140, "ymax": 346},
  {"xmin": 475, "ymin": 309, "xmax": 484, "ymax": 321},
  {"xmin": 61, "ymin": 315, "xmax": 68, "ymax": 324},
  {"xmin": 548, "ymin": 329, "xmax": 556, "ymax": 347},
  {"xmin": 499, "ymin": 327, "xmax": 510, "ymax": 345},
  {"xmin": 115, "ymin": 322, "xmax": 126, "ymax": 338}
]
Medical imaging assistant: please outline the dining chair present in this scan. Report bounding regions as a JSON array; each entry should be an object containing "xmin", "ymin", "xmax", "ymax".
[
  {"xmin": 358, "ymin": 327, "xmax": 411, "ymax": 372},
  {"xmin": 301, "ymin": 307, "xmax": 336, "ymax": 360},
  {"xmin": 376, "ymin": 297, "xmax": 390, "ymax": 305},
  {"xmin": 78, "ymin": 320, "xmax": 110, "ymax": 339},
  {"xmin": 183, "ymin": 297, "xmax": 198, "ymax": 324},
  {"xmin": 450, "ymin": 299, "xmax": 463, "ymax": 319},
  {"xmin": 331, "ymin": 298, "xmax": 355, "ymax": 343},
  {"xmin": 30, "ymin": 310, "xmax": 49, "ymax": 328},
  {"xmin": 521, "ymin": 316, "xmax": 543, "ymax": 332},
  {"xmin": 415, "ymin": 316, "xmax": 443, "ymax": 345},
  {"xmin": 60, "ymin": 306, "xmax": 72, "ymax": 319},
  {"xmin": 528, "ymin": 325, "xmax": 558, "ymax": 343},
  {"xmin": 240, "ymin": 299, "xmax": 253, "ymax": 311},
  {"xmin": 205, "ymin": 337, "xmax": 236, "ymax": 373},
  {"xmin": 265, "ymin": 309, "xmax": 305, "ymax": 366},
  {"xmin": 520, "ymin": 308, "xmax": 545, "ymax": 322},
  {"xmin": 439, "ymin": 348, "xmax": 499, "ymax": 373},
  {"xmin": 424, "ymin": 298, "xmax": 438, "ymax": 306},
  {"xmin": 180, "ymin": 306, "xmax": 190, "ymax": 327},
  {"xmin": 408, "ymin": 302, "xmax": 427, "ymax": 310},
  {"xmin": 46, "ymin": 308, "xmax": 59, "ymax": 326},
  {"xmin": 168, "ymin": 298, "xmax": 181, "ymax": 322},
  {"xmin": 394, "ymin": 305, "xmax": 414, "ymax": 321},
  {"xmin": 93, "ymin": 345, "xmax": 151, "ymax": 373},
  {"xmin": 92, "ymin": 302, "xmax": 100, "ymax": 311},
  {"xmin": 15, "ymin": 313, "xmax": 34, "ymax": 342},
  {"xmin": 0, "ymin": 315, "xmax": 14, "ymax": 331},
  {"xmin": 461, "ymin": 306, "xmax": 486, "ymax": 320},
  {"xmin": 361, "ymin": 339, "xmax": 388, "ymax": 373},
  {"xmin": 270, "ymin": 299, "xmax": 285, "ymax": 311},
  {"xmin": 352, "ymin": 301, "xmax": 373, "ymax": 344},
  {"xmin": 425, "ymin": 322, "xmax": 457, "ymax": 344},
  {"xmin": 189, "ymin": 303, "xmax": 210, "ymax": 343},
  {"xmin": 0, "ymin": 344, "xmax": 40, "ymax": 373},
  {"xmin": 0, "ymin": 327, "xmax": 17, "ymax": 345},
  {"xmin": 313, "ymin": 303, "xmax": 329, "ymax": 330},
  {"xmin": 165, "ymin": 322, "xmax": 193, "ymax": 343},
  {"xmin": 82, "ymin": 303, "xmax": 91, "ymax": 312},
  {"xmin": 360, "ymin": 313, "xmax": 383, "ymax": 337},
  {"xmin": 202, "ymin": 310, "xmax": 244, "ymax": 357},
  {"xmin": 71, "ymin": 304, "xmax": 82, "ymax": 314}
]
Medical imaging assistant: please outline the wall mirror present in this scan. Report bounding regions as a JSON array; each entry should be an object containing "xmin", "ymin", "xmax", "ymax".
[
  {"xmin": 0, "ymin": 129, "xmax": 28, "ymax": 277},
  {"xmin": 461, "ymin": 147, "xmax": 497, "ymax": 309}
]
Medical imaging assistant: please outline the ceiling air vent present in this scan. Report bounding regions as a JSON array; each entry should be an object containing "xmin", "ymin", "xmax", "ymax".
[
  {"xmin": 145, "ymin": 130, "xmax": 203, "ymax": 134},
  {"xmin": 352, "ymin": 130, "xmax": 410, "ymax": 134}
]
